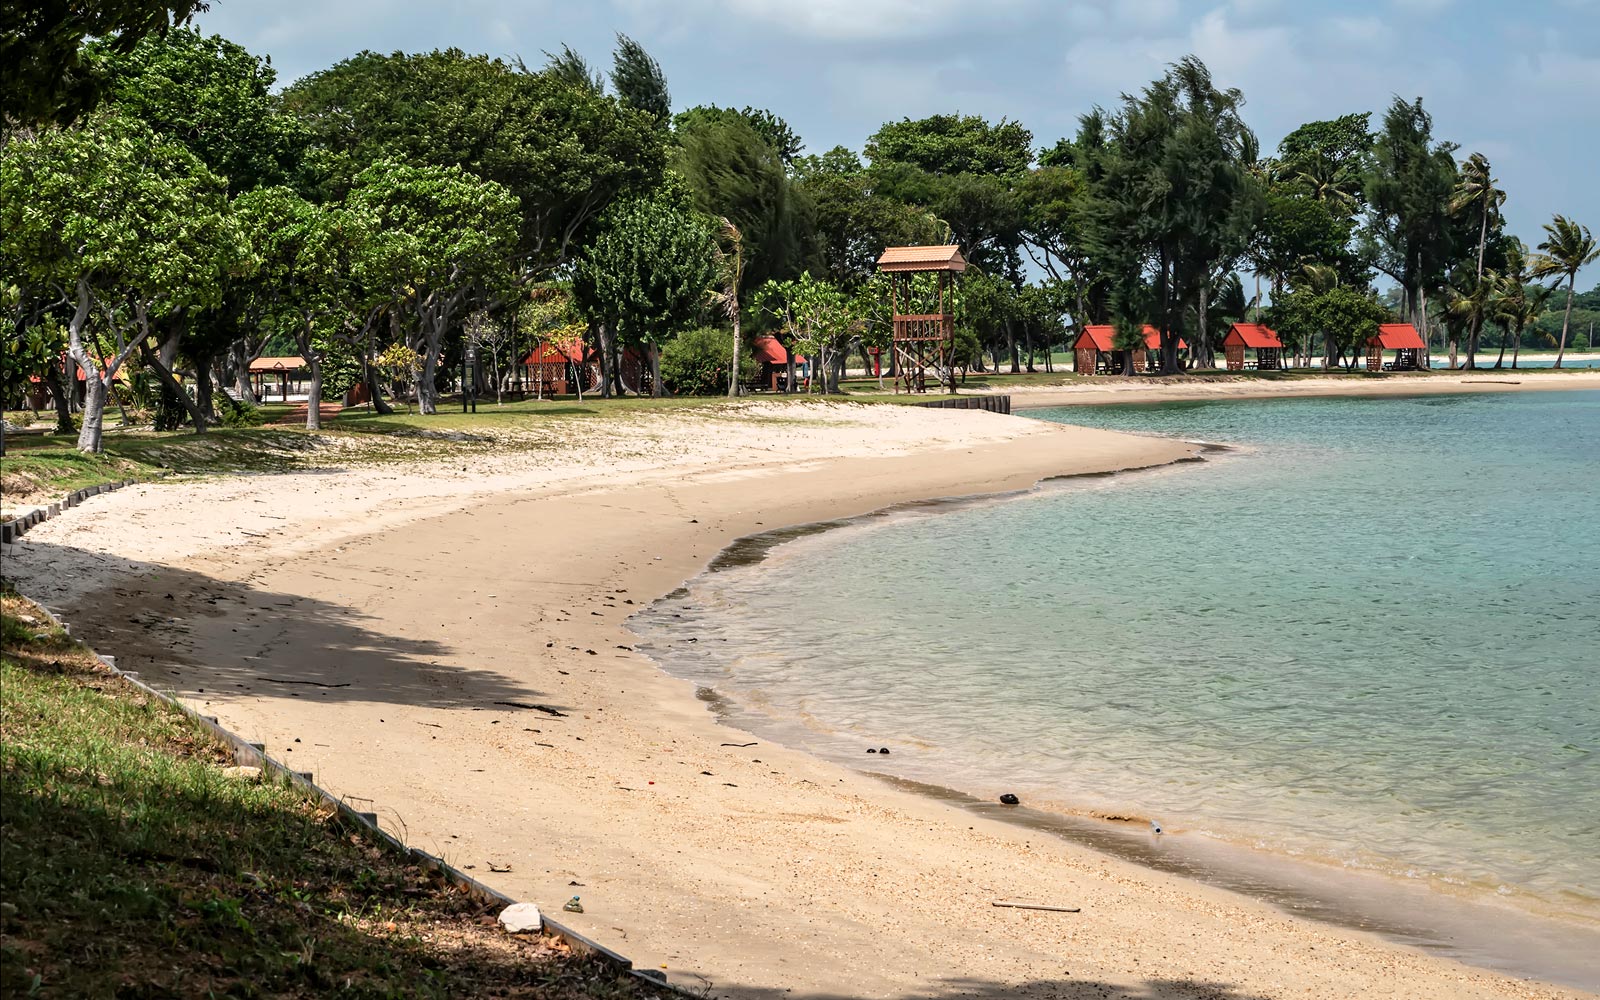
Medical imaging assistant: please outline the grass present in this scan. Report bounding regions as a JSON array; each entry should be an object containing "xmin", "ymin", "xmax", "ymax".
[{"xmin": 0, "ymin": 590, "xmax": 668, "ymax": 999}]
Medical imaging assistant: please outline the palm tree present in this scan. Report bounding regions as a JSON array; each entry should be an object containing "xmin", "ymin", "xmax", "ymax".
[
  {"xmin": 1446, "ymin": 273, "xmax": 1493, "ymax": 369},
  {"xmin": 1488, "ymin": 241, "xmax": 1532, "ymax": 369},
  {"xmin": 1448, "ymin": 153, "xmax": 1505, "ymax": 369},
  {"xmin": 1530, "ymin": 215, "xmax": 1600, "ymax": 369},
  {"xmin": 709, "ymin": 218, "xmax": 745, "ymax": 397},
  {"xmin": 1295, "ymin": 151, "xmax": 1362, "ymax": 215}
]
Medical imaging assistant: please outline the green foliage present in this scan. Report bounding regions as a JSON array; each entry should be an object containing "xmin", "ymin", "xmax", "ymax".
[
  {"xmin": 792, "ymin": 147, "xmax": 940, "ymax": 287},
  {"xmin": 1, "ymin": 313, "xmax": 61, "ymax": 406},
  {"xmin": 609, "ymin": 33, "xmax": 670, "ymax": 124},
  {"xmin": 675, "ymin": 105, "xmax": 803, "ymax": 164},
  {"xmin": 572, "ymin": 188, "xmax": 717, "ymax": 351},
  {"xmin": 94, "ymin": 27, "xmax": 303, "ymax": 190},
  {"xmin": 674, "ymin": 115, "xmax": 804, "ymax": 291},
  {"xmin": 660, "ymin": 325, "xmax": 755, "ymax": 396},
  {"xmin": 866, "ymin": 113, "xmax": 1034, "ymax": 177},
  {"xmin": 216, "ymin": 393, "xmax": 265, "ymax": 427},
  {"xmin": 0, "ymin": 0, "xmax": 205, "ymax": 132},
  {"xmin": 283, "ymin": 48, "xmax": 662, "ymax": 272},
  {"xmin": 542, "ymin": 43, "xmax": 603, "ymax": 93},
  {"xmin": 1269, "ymin": 284, "xmax": 1390, "ymax": 364},
  {"xmin": 1363, "ymin": 97, "xmax": 1460, "ymax": 323}
]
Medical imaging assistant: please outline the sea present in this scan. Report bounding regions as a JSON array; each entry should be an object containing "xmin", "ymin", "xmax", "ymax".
[{"xmin": 633, "ymin": 388, "xmax": 1600, "ymax": 986}]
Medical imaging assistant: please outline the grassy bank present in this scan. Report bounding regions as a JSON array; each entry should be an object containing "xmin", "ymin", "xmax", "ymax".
[{"xmin": 0, "ymin": 592, "xmax": 667, "ymax": 999}]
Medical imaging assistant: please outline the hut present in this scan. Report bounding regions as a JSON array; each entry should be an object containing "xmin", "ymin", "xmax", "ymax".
[
  {"xmin": 521, "ymin": 343, "xmax": 585, "ymax": 395},
  {"xmin": 1222, "ymin": 323, "xmax": 1285, "ymax": 371},
  {"xmin": 750, "ymin": 335, "xmax": 807, "ymax": 391},
  {"xmin": 1074, "ymin": 325, "xmax": 1186, "ymax": 374},
  {"xmin": 1366, "ymin": 323, "xmax": 1426, "ymax": 371},
  {"xmin": 249, "ymin": 356, "xmax": 307, "ymax": 401}
]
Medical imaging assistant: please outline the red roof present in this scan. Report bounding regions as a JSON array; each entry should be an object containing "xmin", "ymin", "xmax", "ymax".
[
  {"xmin": 1074, "ymin": 324, "xmax": 1186, "ymax": 352},
  {"xmin": 1222, "ymin": 323, "xmax": 1284, "ymax": 350},
  {"xmin": 1368, "ymin": 323, "xmax": 1425, "ymax": 350},
  {"xmin": 751, "ymin": 335, "xmax": 805, "ymax": 365},
  {"xmin": 522, "ymin": 343, "xmax": 586, "ymax": 365}
]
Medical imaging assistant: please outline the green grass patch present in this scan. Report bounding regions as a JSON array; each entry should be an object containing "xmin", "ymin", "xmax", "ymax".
[{"xmin": 0, "ymin": 591, "xmax": 666, "ymax": 999}]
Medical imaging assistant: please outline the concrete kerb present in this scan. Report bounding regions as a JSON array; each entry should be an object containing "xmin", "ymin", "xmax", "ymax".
[
  {"xmin": 20, "ymin": 599, "xmax": 692, "ymax": 996},
  {"xmin": 1, "ymin": 479, "xmax": 132, "ymax": 543}
]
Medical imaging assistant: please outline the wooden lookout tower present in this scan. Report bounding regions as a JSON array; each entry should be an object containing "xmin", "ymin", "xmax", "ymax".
[{"xmin": 876, "ymin": 244, "xmax": 967, "ymax": 393}]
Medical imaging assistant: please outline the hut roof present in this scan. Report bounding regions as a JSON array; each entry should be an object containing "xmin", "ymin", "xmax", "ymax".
[
  {"xmin": 1074, "ymin": 325, "xmax": 1186, "ymax": 351},
  {"xmin": 1368, "ymin": 323, "xmax": 1425, "ymax": 350},
  {"xmin": 876, "ymin": 245, "xmax": 968, "ymax": 273},
  {"xmin": 522, "ymin": 343, "xmax": 586, "ymax": 365},
  {"xmin": 751, "ymin": 335, "xmax": 806, "ymax": 365},
  {"xmin": 250, "ymin": 356, "xmax": 307, "ymax": 373},
  {"xmin": 1223, "ymin": 323, "xmax": 1284, "ymax": 349}
]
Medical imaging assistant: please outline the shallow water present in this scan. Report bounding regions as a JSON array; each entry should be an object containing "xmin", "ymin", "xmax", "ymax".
[{"xmin": 634, "ymin": 390, "xmax": 1600, "ymax": 964}]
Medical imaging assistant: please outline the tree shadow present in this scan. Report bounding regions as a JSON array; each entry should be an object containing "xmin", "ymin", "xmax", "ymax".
[
  {"xmin": 712, "ymin": 978, "xmax": 1279, "ymax": 1000},
  {"xmin": 8, "ymin": 538, "xmax": 563, "ymax": 714}
]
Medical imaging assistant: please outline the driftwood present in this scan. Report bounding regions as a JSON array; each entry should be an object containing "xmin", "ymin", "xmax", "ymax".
[
  {"xmin": 992, "ymin": 901, "xmax": 1081, "ymax": 913},
  {"xmin": 263, "ymin": 678, "xmax": 351, "ymax": 688}
]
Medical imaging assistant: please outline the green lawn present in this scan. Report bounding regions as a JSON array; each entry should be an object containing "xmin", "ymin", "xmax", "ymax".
[{"xmin": 0, "ymin": 591, "xmax": 665, "ymax": 999}]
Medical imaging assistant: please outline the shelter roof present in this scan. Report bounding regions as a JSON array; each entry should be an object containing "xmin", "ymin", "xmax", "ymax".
[
  {"xmin": 1074, "ymin": 325, "xmax": 1186, "ymax": 351},
  {"xmin": 751, "ymin": 335, "xmax": 806, "ymax": 365},
  {"xmin": 1368, "ymin": 323, "xmax": 1425, "ymax": 350},
  {"xmin": 1223, "ymin": 323, "xmax": 1284, "ymax": 349},
  {"xmin": 876, "ymin": 245, "xmax": 968, "ymax": 273},
  {"xmin": 250, "ymin": 356, "xmax": 307, "ymax": 373},
  {"xmin": 522, "ymin": 343, "xmax": 586, "ymax": 365}
]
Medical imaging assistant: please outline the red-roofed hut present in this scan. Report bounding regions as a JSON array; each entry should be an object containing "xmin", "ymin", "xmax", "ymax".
[
  {"xmin": 1073, "ymin": 325, "xmax": 1186, "ymax": 375},
  {"xmin": 1222, "ymin": 323, "xmax": 1285, "ymax": 371},
  {"xmin": 1366, "ymin": 323, "xmax": 1425, "ymax": 371},
  {"xmin": 521, "ymin": 342, "xmax": 586, "ymax": 395},
  {"xmin": 750, "ymin": 335, "xmax": 809, "ymax": 391}
]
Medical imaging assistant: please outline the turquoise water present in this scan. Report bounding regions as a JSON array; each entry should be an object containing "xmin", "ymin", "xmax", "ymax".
[{"xmin": 635, "ymin": 390, "xmax": 1600, "ymax": 929}]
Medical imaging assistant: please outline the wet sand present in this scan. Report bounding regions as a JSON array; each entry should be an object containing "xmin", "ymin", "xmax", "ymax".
[{"xmin": 5, "ymin": 402, "xmax": 1593, "ymax": 999}]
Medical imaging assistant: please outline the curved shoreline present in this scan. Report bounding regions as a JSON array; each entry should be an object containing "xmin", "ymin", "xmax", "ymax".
[
  {"xmin": 4, "ymin": 404, "xmax": 1592, "ymax": 999},
  {"xmin": 633, "ymin": 450, "xmax": 1600, "ymax": 992}
]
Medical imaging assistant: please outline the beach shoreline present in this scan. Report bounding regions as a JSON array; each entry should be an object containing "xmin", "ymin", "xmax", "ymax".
[{"xmin": 4, "ymin": 399, "xmax": 1595, "ymax": 999}]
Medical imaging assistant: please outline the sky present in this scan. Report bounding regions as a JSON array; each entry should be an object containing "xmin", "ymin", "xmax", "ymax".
[{"xmin": 196, "ymin": 0, "xmax": 1599, "ymax": 286}]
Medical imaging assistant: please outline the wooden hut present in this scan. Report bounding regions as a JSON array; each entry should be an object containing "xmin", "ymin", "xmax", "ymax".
[
  {"xmin": 750, "ymin": 335, "xmax": 806, "ymax": 391},
  {"xmin": 1222, "ymin": 323, "xmax": 1285, "ymax": 371},
  {"xmin": 1366, "ymin": 323, "xmax": 1425, "ymax": 371},
  {"xmin": 521, "ymin": 343, "xmax": 584, "ymax": 395},
  {"xmin": 1074, "ymin": 325, "xmax": 1185, "ymax": 374}
]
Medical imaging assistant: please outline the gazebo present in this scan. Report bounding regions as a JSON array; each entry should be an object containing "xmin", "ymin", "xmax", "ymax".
[
  {"xmin": 876, "ymin": 244, "xmax": 967, "ymax": 393},
  {"xmin": 1366, "ymin": 323, "xmax": 1426, "ymax": 371},
  {"xmin": 1222, "ymin": 323, "xmax": 1285, "ymax": 371},
  {"xmin": 521, "ymin": 342, "xmax": 585, "ymax": 395},
  {"xmin": 250, "ymin": 356, "xmax": 307, "ymax": 401},
  {"xmin": 1073, "ymin": 325, "xmax": 1185, "ymax": 374}
]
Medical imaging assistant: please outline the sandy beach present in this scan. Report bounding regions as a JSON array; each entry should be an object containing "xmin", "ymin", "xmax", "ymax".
[{"xmin": 5, "ymin": 398, "xmax": 1595, "ymax": 1000}]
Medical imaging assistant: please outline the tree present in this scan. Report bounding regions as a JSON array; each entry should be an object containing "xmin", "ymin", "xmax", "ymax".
[
  {"xmin": 1488, "ymin": 241, "xmax": 1544, "ymax": 369},
  {"xmin": 347, "ymin": 160, "xmax": 521, "ymax": 413},
  {"xmin": 0, "ymin": 113, "xmax": 245, "ymax": 451},
  {"xmin": 866, "ymin": 113, "xmax": 1033, "ymax": 177},
  {"xmin": 1530, "ymin": 215, "xmax": 1600, "ymax": 369},
  {"xmin": 609, "ymin": 33, "xmax": 669, "ymax": 125},
  {"xmin": 1448, "ymin": 152, "xmax": 1505, "ymax": 368},
  {"xmin": 572, "ymin": 190, "xmax": 717, "ymax": 396},
  {"xmin": 754, "ymin": 274, "xmax": 852, "ymax": 394},
  {"xmin": 1363, "ymin": 97, "xmax": 1459, "ymax": 360},
  {"xmin": 708, "ymin": 219, "xmax": 746, "ymax": 397},
  {"xmin": 675, "ymin": 105, "xmax": 803, "ymax": 164},
  {"xmin": 1, "ymin": 0, "xmax": 205, "ymax": 133},
  {"xmin": 542, "ymin": 43, "xmax": 602, "ymax": 94},
  {"xmin": 674, "ymin": 114, "xmax": 803, "ymax": 292},
  {"xmin": 792, "ymin": 146, "xmax": 940, "ymax": 287},
  {"xmin": 284, "ymin": 49, "xmax": 663, "ymax": 275}
]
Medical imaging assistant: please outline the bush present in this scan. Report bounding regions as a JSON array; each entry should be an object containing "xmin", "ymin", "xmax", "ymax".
[
  {"xmin": 660, "ymin": 326, "xmax": 756, "ymax": 396},
  {"xmin": 217, "ymin": 394, "xmax": 266, "ymax": 427}
]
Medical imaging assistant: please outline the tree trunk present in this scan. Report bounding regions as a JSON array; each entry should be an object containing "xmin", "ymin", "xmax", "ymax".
[
  {"xmin": 1197, "ymin": 273, "xmax": 1210, "ymax": 371},
  {"xmin": 306, "ymin": 359, "xmax": 324, "ymax": 429},
  {"xmin": 230, "ymin": 340, "xmax": 259, "ymax": 404},
  {"xmin": 728, "ymin": 309, "xmax": 741, "ymax": 397},
  {"xmin": 139, "ymin": 341, "xmax": 208, "ymax": 433},
  {"xmin": 1554, "ymin": 275, "xmax": 1575, "ymax": 369},
  {"xmin": 78, "ymin": 376, "xmax": 106, "ymax": 452},
  {"xmin": 46, "ymin": 360, "xmax": 74, "ymax": 434},
  {"xmin": 1007, "ymin": 320, "xmax": 1020, "ymax": 373},
  {"xmin": 649, "ymin": 343, "xmax": 662, "ymax": 397},
  {"xmin": 1511, "ymin": 322, "xmax": 1522, "ymax": 369},
  {"xmin": 417, "ymin": 344, "xmax": 438, "ymax": 414}
]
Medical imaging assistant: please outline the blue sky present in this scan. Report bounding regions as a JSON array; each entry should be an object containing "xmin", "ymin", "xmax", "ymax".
[{"xmin": 197, "ymin": 0, "xmax": 1598, "ymax": 284}]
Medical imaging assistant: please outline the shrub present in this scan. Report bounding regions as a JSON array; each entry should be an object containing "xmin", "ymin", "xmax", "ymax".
[
  {"xmin": 217, "ymin": 394, "xmax": 266, "ymax": 427},
  {"xmin": 660, "ymin": 326, "xmax": 756, "ymax": 396}
]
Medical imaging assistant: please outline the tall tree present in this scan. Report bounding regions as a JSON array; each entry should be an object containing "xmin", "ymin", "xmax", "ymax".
[
  {"xmin": 791, "ymin": 146, "xmax": 940, "ymax": 288},
  {"xmin": 572, "ymin": 189, "xmax": 717, "ymax": 396},
  {"xmin": 1530, "ymin": 215, "xmax": 1600, "ymax": 369},
  {"xmin": 675, "ymin": 105, "xmax": 803, "ymax": 165},
  {"xmin": 1363, "ymin": 97, "xmax": 1459, "ymax": 361},
  {"xmin": 542, "ymin": 44, "xmax": 602, "ymax": 94},
  {"xmin": 709, "ymin": 219, "xmax": 746, "ymax": 397},
  {"xmin": 1448, "ymin": 152, "xmax": 1505, "ymax": 368},
  {"xmin": 347, "ymin": 160, "xmax": 521, "ymax": 413},
  {"xmin": 609, "ymin": 33, "xmax": 669, "ymax": 125},
  {"xmin": 0, "ymin": 113, "xmax": 245, "ymax": 451},
  {"xmin": 673, "ymin": 113, "xmax": 804, "ymax": 291},
  {"xmin": 1488, "ymin": 240, "xmax": 1545, "ymax": 369},
  {"xmin": 1, "ymin": 0, "xmax": 205, "ymax": 133}
]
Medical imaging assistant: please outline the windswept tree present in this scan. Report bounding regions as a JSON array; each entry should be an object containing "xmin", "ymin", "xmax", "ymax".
[
  {"xmin": 674, "ymin": 113, "xmax": 805, "ymax": 292},
  {"xmin": 708, "ymin": 219, "xmax": 746, "ymax": 397},
  {"xmin": 1363, "ymin": 97, "xmax": 1459, "ymax": 360},
  {"xmin": 1530, "ymin": 215, "xmax": 1600, "ymax": 369},
  {"xmin": 1448, "ymin": 152, "xmax": 1505, "ymax": 368},
  {"xmin": 347, "ymin": 160, "xmax": 521, "ymax": 413},
  {"xmin": 0, "ymin": 113, "xmax": 245, "ymax": 451},
  {"xmin": 1488, "ymin": 240, "xmax": 1548, "ymax": 369},
  {"xmin": 609, "ymin": 33, "xmax": 669, "ymax": 125},
  {"xmin": 572, "ymin": 189, "xmax": 717, "ymax": 396}
]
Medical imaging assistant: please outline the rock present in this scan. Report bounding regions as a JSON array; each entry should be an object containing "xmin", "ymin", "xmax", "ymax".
[
  {"xmin": 879, "ymin": 747, "xmax": 890, "ymax": 755},
  {"xmin": 498, "ymin": 902, "xmax": 542, "ymax": 933},
  {"xmin": 220, "ymin": 766, "xmax": 262, "ymax": 781},
  {"xmin": 999, "ymin": 793, "xmax": 1020, "ymax": 806}
]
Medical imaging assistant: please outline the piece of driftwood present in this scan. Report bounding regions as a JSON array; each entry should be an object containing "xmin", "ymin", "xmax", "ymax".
[{"xmin": 992, "ymin": 901, "xmax": 1081, "ymax": 913}]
